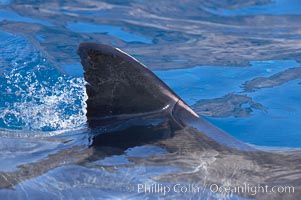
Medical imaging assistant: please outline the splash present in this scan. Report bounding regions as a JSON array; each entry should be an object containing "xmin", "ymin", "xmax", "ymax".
[{"xmin": 0, "ymin": 65, "xmax": 87, "ymax": 131}]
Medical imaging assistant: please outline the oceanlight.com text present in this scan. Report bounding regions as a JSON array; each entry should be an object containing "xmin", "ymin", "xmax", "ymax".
[{"xmin": 136, "ymin": 183, "xmax": 295, "ymax": 196}]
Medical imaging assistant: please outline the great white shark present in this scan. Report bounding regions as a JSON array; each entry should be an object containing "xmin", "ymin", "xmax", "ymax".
[
  {"xmin": 0, "ymin": 43, "xmax": 300, "ymax": 200},
  {"xmin": 77, "ymin": 43, "xmax": 301, "ymax": 200}
]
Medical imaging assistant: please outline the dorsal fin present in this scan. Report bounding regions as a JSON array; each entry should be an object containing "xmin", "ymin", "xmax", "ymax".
[
  {"xmin": 77, "ymin": 43, "xmax": 180, "ymax": 121},
  {"xmin": 77, "ymin": 43, "xmax": 250, "ymax": 150}
]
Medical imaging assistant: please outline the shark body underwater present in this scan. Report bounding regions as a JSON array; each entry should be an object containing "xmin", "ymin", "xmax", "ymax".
[{"xmin": 1, "ymin": 43, "xmax": 301, "ymax": 200}]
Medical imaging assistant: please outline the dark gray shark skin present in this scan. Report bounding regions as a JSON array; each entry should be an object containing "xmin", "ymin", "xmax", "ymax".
[
  {"xmin": 77, "ymin": 43, "xmax": 301, "ymax": 200},
  {"xmin": 78, "ymin": 42, "xmax": 252, "ymax": 150}
]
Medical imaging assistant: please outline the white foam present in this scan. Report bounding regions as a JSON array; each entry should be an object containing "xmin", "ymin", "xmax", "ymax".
[{"xmin": 0, "ymin": 69, "xmax": 88, "ymax": 131}]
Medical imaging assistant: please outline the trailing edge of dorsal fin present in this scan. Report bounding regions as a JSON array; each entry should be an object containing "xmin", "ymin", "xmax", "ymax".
[
  {"xmin": 77, "ymin": 43, "xmax": 188, "ymax": 122},
  {"xmin": 77, "ymin": 43, "xmax": 252, "ymax": 151}
]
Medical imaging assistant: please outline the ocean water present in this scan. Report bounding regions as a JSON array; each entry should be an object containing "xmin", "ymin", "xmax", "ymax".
[
  {"xmin": 154, "ymin": 60, "xmax": 301, "ymax": 147},
  {"xmin": 0, "ymin": 0, "xmax": 301, "ymax": 199}
]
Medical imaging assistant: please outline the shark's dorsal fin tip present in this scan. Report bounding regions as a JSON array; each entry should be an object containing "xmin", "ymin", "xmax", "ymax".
[{"xmin": 77, "ymin": 42, "xmax": 179, "ymax": 121}]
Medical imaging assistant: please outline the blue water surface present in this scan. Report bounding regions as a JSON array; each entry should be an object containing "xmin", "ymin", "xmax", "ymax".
[
  {"xmin": 206, "ymin": 0, "xmax": 301, "ymax": 16},
  {"xmin": 0, "ymin": 9, "xmax": 53, "ymax": 26},
  {"xmin": 67, "ymin": 22, "xmax": 153, "ymax": 44},
  {"xmin": 0, "ymin": 0, "xmax": 301, "ymax": 199},
  {"xmin": 155, "ymin": 60, "xmax": 299, "ymax": 105},
  {"xmin": 155, "ymin": 61, "xmax": 301, "ymax": 147},
  {"xmin": 0, "ymin": 0, "xmax": 300, "ymax": 147}
]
